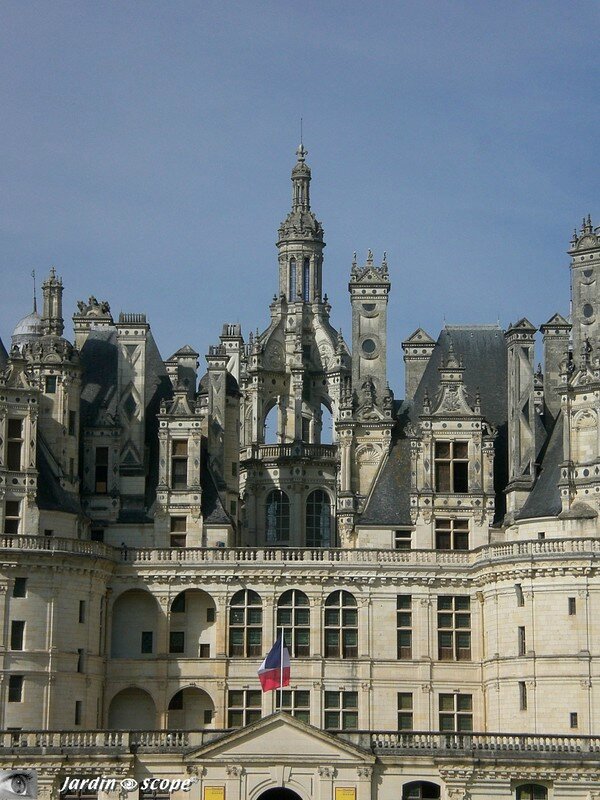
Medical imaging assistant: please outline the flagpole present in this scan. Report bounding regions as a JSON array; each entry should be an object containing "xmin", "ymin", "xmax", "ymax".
[{"xmin": 279, "ymin": 627, "xmax": 284, "ymax": 712}]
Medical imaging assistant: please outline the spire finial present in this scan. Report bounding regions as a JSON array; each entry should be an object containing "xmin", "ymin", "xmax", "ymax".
[
  {"xmin": 300, "ymin": 117, "xmax": 303, "ymax": 146},
  {"xmin": 296, "ymin": 142, "xmax": 307, "ymax": 162},
  {"xmin": 31, "ymin": 269, "xmax": 37, "ymax": 313}
]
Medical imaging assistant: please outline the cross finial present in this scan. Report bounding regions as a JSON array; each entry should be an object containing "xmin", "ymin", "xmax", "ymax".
[{"xmin": 31, "ymin": 269, "xmax": 37, "ymax": 313}]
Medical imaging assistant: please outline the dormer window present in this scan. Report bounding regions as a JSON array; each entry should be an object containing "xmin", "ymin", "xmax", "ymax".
[
  {"xmin": 435, "ymin": 441, "xmax": 468, "ymax": 493},
  {"xmin": 7, "ymin": 419, "xmax": 23, "ymax": 471}
]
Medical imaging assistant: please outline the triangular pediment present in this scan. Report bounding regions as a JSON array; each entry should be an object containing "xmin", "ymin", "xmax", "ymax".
[
  {"xmin": 185, "ymin": 712, "xmax": 374, "ymax": 764},
  {"xmin": 541, "ymin": 312, "xmax": 570, "ymax": 329},
  {"xmin": 353, "ymin": 266, "xmax": 387, "ymax": 284},
  {"xmin": 509, "ymin": 317, "xmax": 537, "ymax": 332},
  {"xmin": 402, "ymin": 327, "xmax": 435, "ymax": 345}
]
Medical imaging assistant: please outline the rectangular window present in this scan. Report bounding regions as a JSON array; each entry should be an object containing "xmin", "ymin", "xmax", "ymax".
[
  {"xmin": 568, "ymin": 597, "xmax": 577, "ymax": 616},
  {"xmin": 171, "ymin": 440, "xmax": 188, "ymax": 490},
  {"xmin": 435, "ymin": 517, "xmax": 469, "ymax": 550},
  {"xmin": 515, "ymin": 583, "xmax": 524, "ymax": 607},
  {"xmin": 394, "ymin": 530, "xmax": 412, "ymax": 550},
  {"xmin": 231, "ymin": 462, "xmax": 238, "ymax": 477},
  {"xmin": 537, "ymin": 531, "xmax": 546, "ymax": 540},
  {"xmin": 141, "ymin": 631, "xmax": 153, "ymax": 654},
  {"xmin": 519, "ymin": 681, "xmax": 527, "ymax": 711},
  {"xmin": 12, "ymin": 578, "xmax": 27, "ymax": 598},
  {"xmin": 169, "ymin": 631, "xmax": 185, "ymax": 654},
  {"xmin": 91, "ymin": 528, "xmax": 104, "ymax": 542},
  {"xmin": 75, "ymin": 700, "xmax": 82, "ymax": 726},
  {"xmin": 518, "ymin": 626, "xmax": 526, "ymax": 656},
  {"xmin": 227, "ymin": 689, "xmax": 262, "ymax": 728},
  {"xmin": 199, "ymin": 643, "xmax": 210, "ymax": 658},
  {"xmin": 94, "ymin": 446, "xmax": 109, "ymax": 494},
  {"xmin": 8, "ymin": 675, "xmax": 23, "ymax": 702},
  {"xmin": 435, "ymin": 441, "xmax": 469, "ymax": 493},
  {"xmin": 301, "ymin": 417, "xmax": 311, "ymax": 444},
  {"xmin": 437, "ymin": 596, "xmax": 471, "ymax": 661},
  {"xmin": 570, "ymin": 712, "xmax": 578, "ymax": 729},
  {"xmin": 439, "ymin": 693, "xmax": 473, "ymax": 732},
  {"xmin": 206, "ymin": 607, "xmax": 216, "ymax": 623},
  {"xmin": 45, "ymin": 375, "xmax": 57, "ymax": 394},
  {"xmin": 397, "ymin": 595, "xmax": 412, "ymax": 659},
  {"xmin": 280, "ymin": 689, "xmax": 310, "ymax": 723},
  {"xmin": 203, "ymin": 709, "xmax": 213, "ymax": 725},
  {"xmin": 324, "ymin": 690, "xmax": 358, "ymax": 730},
  {"xmin": 7, "ymin": 419, "xmax": 23, "ymax": 471},
  {"xmin": 68, "ymin": 410, "xmax": 77, "ymax": 436},
  {"xmin": 170, "ymin": 516, "xmax": 187, "ymax": 548},
  {"xmin": 10, "ymin": 621, "xmax": 25, "ymax": 650},
  {"xmin": 397, "ymin": 692, "xmax": 413, "ymax": 730},
  {"xmin": 4, "ymin": 501, "xmax": 21, "ymax": 535},
  {"xmin": 77, "ymin": 649, "xmax": 84, "ymax": 673},
  {"xmin": 230, "ymin": 500, "xmax": 237, "ymax": 515},
  {"xmin": 79, "ymin": 600, "xmax": 86, "ymax": 623}
]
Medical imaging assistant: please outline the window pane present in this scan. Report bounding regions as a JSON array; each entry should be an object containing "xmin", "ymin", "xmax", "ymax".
[
  {"xmin": 324, "ymin": 692, "xmax": 339, "ymax": 708},
  {"xmin": 457, "ymin": 694, "xmax": 472, "ymax": 711},
  {"xmin": 439, "ymin": 694, "xmax": 454, "ymax": 711}
]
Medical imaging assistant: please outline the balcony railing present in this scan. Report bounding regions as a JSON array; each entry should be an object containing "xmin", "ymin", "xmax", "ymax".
[
  {"xmin": 240, "ymin": 443, "xmax": 338, "ymax": 462},
  {"xmin": 2, "ymin": 728, "xmax": 600, "ymax": 758},
  {"xmin": 1, "ymin": 536, "xmax": 600, "ymax": 569}
]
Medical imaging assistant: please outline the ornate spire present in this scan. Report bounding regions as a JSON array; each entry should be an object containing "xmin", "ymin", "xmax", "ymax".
[
  {"xmin": 278, "ymin": 144, "xmax": 324, "ymax": 245},
  {"xmin": 291, "ymin": 143, "xmax": 311, "ymax": 211}
]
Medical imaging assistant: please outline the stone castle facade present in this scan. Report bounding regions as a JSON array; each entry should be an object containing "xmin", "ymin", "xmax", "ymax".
[{"xmin": 0, "ymin": 147, "xmax": 599, "ymax": 799}]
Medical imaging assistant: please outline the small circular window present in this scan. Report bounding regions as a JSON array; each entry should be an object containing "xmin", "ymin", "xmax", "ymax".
[
  {"xmin": 362, "ymin": 338, "xmax": 376, "ymax": 354},
  {"xmin": 583, "ymin": 303, "xmax": 594, "ymax": 318}
]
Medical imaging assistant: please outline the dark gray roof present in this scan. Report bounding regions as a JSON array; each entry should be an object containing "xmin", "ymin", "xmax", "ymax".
[
  {"xmin": 515, "ymin": 413, "xmax": 563, "ymax": 520},
  {"xmin": 198, "ymin": 370, "xmax": 241, "ymax": 397},
  {"xmin": 201, "ymin": 444, "xmax": 233, "ymax": 526},
  {"xmin": 80, "ymin": 327, "xmax": 172, "ymax": 509},
  {"xmin": 359, "ymin": 406, "xmax": 412, "ymax": 527},
  {"xmin": 359, "ymin": 326, "xmax": 510, "ymax": 527},
  {"xmin": 37, "ymin": 439, "xmax": 81, "ymax": 515},
  {"xmin": 80, "ymin": 327, "xmax": 118, "ymax": 426},
  {"xmin": 411, "ymin": 326, "xmax": 507, "ymax": 426},
  {"xmin": 0, "ymin": 336, "xmax": 7, "ymax": 370}
]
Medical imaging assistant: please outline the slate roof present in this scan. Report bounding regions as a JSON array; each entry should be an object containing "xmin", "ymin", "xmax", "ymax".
[
  {"xmin": 0, "ymin": 335, "xmax": 8, "ymax": 370},
  {"xmin": 515, "ymin": 413, "xmax": 563, "ymax": 520},
  {"xmin": 359, "ymin": 402, "xmax": 413, "ymax": 526},
  {"xmin": 360, "ymin": 326, "xmax": 510, "ymax": 527},
  {"xmin": 198, "ymin": 370, "xmax": 241, "ymax": 397},
  {"xmin": 201, "ymin": 443, "xmax": 233, "ymax": 526},
  {"xmin": 36, "ymin": 438, "xmax": 81, "ymax": 514},
  {"xmin": 79, "ymin": 326, "xmax": 172, "ymax": 511}
]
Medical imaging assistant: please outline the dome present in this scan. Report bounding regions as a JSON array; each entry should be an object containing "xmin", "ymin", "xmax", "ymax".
[{"xmin": 12, "ymin": 310, "xmax": 42, "ymax": 347}]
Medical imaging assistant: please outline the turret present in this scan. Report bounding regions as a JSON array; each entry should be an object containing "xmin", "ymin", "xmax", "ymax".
[
  {"xmin": 568, "ymin": 215, "xmax": 600, "ymax": 356},
  {"xmin": 277, "ymin": 145, "xmax": 325, "ymax": 304},
  {"xmin": 41, "ymin": 267, "xmax": 64, "ymax": 337}
]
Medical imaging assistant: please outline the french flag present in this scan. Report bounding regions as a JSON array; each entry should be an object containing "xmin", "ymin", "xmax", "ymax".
[{"xmin": 258, "ymin": 631, "xmax": 291, "ymax": 692}]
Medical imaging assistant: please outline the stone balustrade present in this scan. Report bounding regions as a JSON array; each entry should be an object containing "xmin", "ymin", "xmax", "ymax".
[
  {"xmin": 3, "ymin": 728, "xmax": 600, "ymax": 757},
  {"xmin": 1, "ymin": 535, "xmax": 599, "ymax": 569}
]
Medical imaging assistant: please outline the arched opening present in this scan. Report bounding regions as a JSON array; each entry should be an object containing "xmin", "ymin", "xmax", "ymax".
[
  {"xmin": 265, "ymin": 489, "xmax": 290, "ymax": 544},
  {"xmin": 169, "ymin": 589, "xmax": 216, "ymax": 658},
  {"xmin": 306, "ymin": 490, "xmax": 331, "ymax": 547},
  {"xmin": 302, "ymin": 258, "xmax": 310, "ymax": 302},
  {"xmin": 108, "ymin": 687, "xmax": 156, "ymax": 729},
  {"xmin": 263, "ymin": 404, "xmax": 278, "ymax": 444},
  {"xmin": 288, "ymin": 258, "xmax": 297, "ymax": 301},
  {"xmin": 320, "ymin": 402, "xmax": 334, "ymax": 444},
  {"xmin": 111, "ymin": 589, "xmax": 159, "ymax": 658},
  {"xmin": 229, "ymin": 589, "xmax": 262, "ymax": 656},
  {"xmin": 167, "ymin": 687, "xmax": 215, "ymax": 729},
  {"xmin": 402, "ymin": 783, "xmax": 440, "ymax": 800},
  {"xmin": 258, "ymin": 789, "xmax": 303, "ymax": 800}
]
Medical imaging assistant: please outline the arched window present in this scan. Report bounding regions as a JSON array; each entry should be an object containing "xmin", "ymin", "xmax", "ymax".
[
  {"xmin": 265, "ymin": 489, "xmax": 290, "ymax": 544},
  {"xmin": 303, "ymin": 257, "xmax": 310, "ymax": 301},
  {"xmin": 516, "ymin": 787, "xmax": 547, "ymax": 800},
  {"xmin": 277, "ymin": 590, "xmax": 310, "ymax": 656},
  {"xmin": 402, "ymin": 783, "xmax": 440, "ymax": 800},
  {"xmin": 229, "ymin": 590, "xmax": 262, "ymax": 657},
  {"xmin": 289, "ymin": 258, "xmax": 297, "ymax": 300},
  {"xmin": 306, "ymin": 490, "xmax": 331, "ymax": 547},
  {"xmin": 324, "ymin": 590, "xmax": 358, "ymax": 658}
]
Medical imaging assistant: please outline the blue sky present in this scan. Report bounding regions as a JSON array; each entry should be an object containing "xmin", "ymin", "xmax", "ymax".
[{"xmin": 1, "ymin": 1, "xmax": 598, "ymax": 391}]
